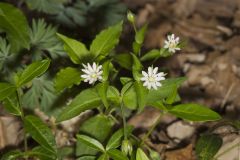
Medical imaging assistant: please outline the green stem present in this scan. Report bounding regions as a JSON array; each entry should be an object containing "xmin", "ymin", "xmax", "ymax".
[
  {"xmin": 120, "ymin": 100, "xmax": 127, "ymax": 140},
  {"xmin": 140, "ymin": 112, "xmax": 163, "ymax": 146},
  {"xmin": 215, "ymin": 141, "xmax": 240, "ymax": 159},
  {"xmin": 17, "ymin": 89, "xmax": 28, "ymax": 153}
]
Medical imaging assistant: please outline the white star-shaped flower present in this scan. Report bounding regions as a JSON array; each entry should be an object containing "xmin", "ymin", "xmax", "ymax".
[
  {"xmin": 81, "ymin": 62, "xmax": 103, "ymax": 84},
  {"xmin": 140, "ymin": 66, "xmax": 166, "ymax": 90},
  {"xmin": 163, "ymin": 34, "xmax": 181, "ymax": 53}
]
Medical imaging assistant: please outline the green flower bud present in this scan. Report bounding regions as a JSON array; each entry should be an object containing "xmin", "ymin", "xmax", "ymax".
[
  {"xmin": 127, "ymin": 11, "xmax": 135, "ymax": 23},
  {"xmin": 121, "ymin": 139, "xmax": 133, "ymax": 156}
]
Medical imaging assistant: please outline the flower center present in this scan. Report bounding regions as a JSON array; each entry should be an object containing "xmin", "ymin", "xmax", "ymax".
[
  {"xmin": 169, "ymin": 42, "xmax": 176, "ymax": 49},
  {"xmin": 148, "ymin": 77, "xmax": 155, "ymax": 82},
  {"xmin": 91, "ymin": 73, "xmax": 97, "ymax": 78}
]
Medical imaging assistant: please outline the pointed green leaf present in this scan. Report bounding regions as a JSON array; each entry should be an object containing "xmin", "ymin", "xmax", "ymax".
[
  {"xmin": 131, "ymin": 54, "xmax": 142, "ymax": 81},
  {"xmin": 77, "ymin": 134, "xmax": 105, "ymax": 152},
  {"xmin": 96, "ymin": 82, "xmax": 109, "ymax": 108},
  {"xmin": 98, "ymin": 154, "xmax": 109, "ymax": 160},
  {"xmin": 57, "ymin": 33, "xmax": 89, "ymax": 64},
  {"xmin": 0, "ymin": 3, "xmax": 30, "ymax": 52},
  {"xmin": 140, "ymin": 49, "xmax": 159, "ymax": 61},
  {"xmin": 122, "ymin": 82, "xmax": 137, "ymax": 110},
  {"xmin": 196, "ymin": 134, "xmax": 222, "ymax": 160},
  {"xmin": 17, "ymin": 59, "xmax": 50, "ymax": 87},
  {"xmin": 107, "ymin": 149, "xmax": 129, "ymax": 160},
  {"xmin": 147, "ymin": 77, "xmax": 186, "ymax": 105},
  {"xmin": 24, "ymin": 115, "xmax": 57, "ymax": 154},
  {"xmin": 0, "ymin": 83, "xmax": 16, "ymax": 101},
  {"xmin": 136, "ymin": 148, "xmax": 150, "ymax": 160},
  {"xmin": 77, "ymin": 156, "xmax": 96, "ymax": 160},
  {"xmin": 76, "ymin": 115, "xmax": 114, "ymax": 157},
  {"xmin": 1, "ymin": 150, "xmax": 23, "ymax": 160},
  {"xmin": 106, "ymin": 126, "xmax": 133, "ymax": 150},
  {"xmin": 135, "ymin": 24, "xmax": 147, "ymax": 44},
  {"xmin": 57, "ymin": 87, "xmax": 119, "ymax": 122},
  {"xmin": 169, "ymin": 104, "xmax": 221, "ymax": 121},
  {"xmin": 114, "ymin": 53, "xmax": 132, "ymax": 70},
  {"xmin": 2, "ymin": 92, "xmax": 21, "ymax": 116},
  {"xmin": 134, "ymin": 81, "xmax": 148, "ymax": 112},
  {"xmin": 27, "ymin": 146, "xmax": 57, "ymax": 160},
  {"xmin": 55, "ymin": 67, "xmax": 82, "ymax": 92},
  {"xmin": 90, "ymin": 22, "xmax": 123, "ymax": 57}
]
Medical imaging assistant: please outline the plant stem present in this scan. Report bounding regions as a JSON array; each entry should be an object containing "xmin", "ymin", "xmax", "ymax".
[
  {"xmin": 120, "ymin": 100, "xmax": 127, "ymax": 140},
  {"xmin": 215, "ymin": 141, "xmax": 240, "ymax": 159},
  {"xmin": 17, "ymin": 89, "xmax": 28, "ymax": 153},
  {"xmin": 140, "ymin": 112, "xmax": 163, "ymax": 146}
]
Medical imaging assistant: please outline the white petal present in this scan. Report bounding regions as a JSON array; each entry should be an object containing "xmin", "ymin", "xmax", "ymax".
[
  {"xmin": 148, "ymin": 67, "xmax": 153, "ymax": 76},
  {"xmin": 141, "ymin": 77, "xmax": 148, "ymax": 81},
  {"xmin": 152, "ymin": 83, "xmax": 158, "ymax": 90},
  {"xmin": 153, "ymin": 67, "xmax": 158, "ymax": 74},
  {"xmin": 155, "ymin": 81, "xmax": 162, "ymax": 87},
  {"xmin": 142, "ymin": 71, "xmax": 148, "ymax": 77},
  {"xmin": 97, "ymin": 65, "xmax": 102, "ymax": 72},
  {"xmin": 143, "ymin": 81, "xmax": 149, "ymax": 86},
  {"xmin": 93, "ymin": 62, "xmax": 97, "ymax": 70}
]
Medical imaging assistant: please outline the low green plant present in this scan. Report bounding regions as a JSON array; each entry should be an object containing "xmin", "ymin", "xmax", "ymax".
[{"xmin": 0, "ymin": 4, "xmax": 223, "ymax": 160}]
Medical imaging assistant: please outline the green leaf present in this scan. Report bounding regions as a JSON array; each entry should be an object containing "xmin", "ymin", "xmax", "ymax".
[
  {"xmin": 27, "ymin": 146, "xmax": 57, "ymax": 160},
  {"xmin": 169, "ymin": 104, "xmax": 221, "ymax": 122},
  {"xmin": 77, "ymin": 156, "xmax": 96, "ymax": 160},
  {"xmin": 122, "ymin": 82, "xmax": 137, "ymax": 110},
  {"xmin": 77, "ymin": 134, "xmax": 105, "ymax": 152},
  {"xmin": 76, "ymin": 115, "xmax": 114, "ymax": 157},
  {"xmin": 96, "ymin": 82, "xmax": 109, "ymax": 108},
  {"xmin": 57, "ymin": 33, "xmax": 89, "ymax": 64},
  {"xmin": 2, "ymin": 92, "xmax": 21, "ymax": 116},
  {"xmin": 131, "ymin": 54, "xmax": 142, "ymax": 81},
  {"xmin": 165, "ymin": 84, "xmax": 178, "ymax": 105},
  {"xmin": 134, "ymin": 81, "xmax": 148, "ymax": 112},
  {"xmin": 135, "ymin": 24, "xmax": 147, "ymax": 45},
  {"xmin": 17, "ymin": 59, "xmax": 50, "ymax": 87},
  {"xmin": 1, "ymin": 150, "xmax": 23, "ymax": 160},
  {"xmin": 57, "ymin": 87, "xmax": 119, "ymax": 122},
  {"xmin": 56, "ymin": 88, "xmax": 101, "ymax": 122},
  {"xmin": 149, "ymin": 149, "xmax": 161, "ymax": 160},
  {"xmin": 90, "ymin": 22, "xmax": 123, "ymax": 57},
  {"xmin": 106, "ymin": 126, "xmax": 133, "ymax": 150},
  {"xmin": 114, "ymin": 53, "xmax": 132, "ymax": 70},
  {"xmin": 196, "ymin": 134, "xmax": 222, "ymax": 160},
  {"xmin": 140, "ymin": 49, "xmax": 159, "ymax": 61},
  {"xmin": 136, "ymin": 148, "xmax": 150, "ymax": 160},
  {"xmin": 102, "ymin": 60, "xmax": 111, "ymax": 81},
  {"xmin": 0, "ymin": 83, "xmax": 16, "ymax": 101},
  {"xmin": 55, "ymin": 67, "xmax": 82, "ymax": 92},
  {"xmin": 147, "ymin": 77, "xmax": 186, "ymax": 105},
  {"xmin": 79, "ymin": 115, "xmax": 114, "ymax": 142},
  {"xmin": 0, "ymin": 3, "xmax": 30, "ymax": 52},
  {"xmin": 24, "ymin": 115, "xmax": 57, "ymax": 154},
  {"xmin": 98, "ymin": 154, "xmax": 109, "ymax": 160},
  {"xmin": 107, "ymin": 149, "xmax": 129, "ymax": 160},
  {"xmin": 120, "ymin": 77, "xmax": 133, "ymax": 85}
]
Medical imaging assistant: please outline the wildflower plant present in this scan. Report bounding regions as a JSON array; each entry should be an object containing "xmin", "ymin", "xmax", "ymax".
[{"xmin": 0, "ymin": 4, "xmax": 223, "ymax": 160}]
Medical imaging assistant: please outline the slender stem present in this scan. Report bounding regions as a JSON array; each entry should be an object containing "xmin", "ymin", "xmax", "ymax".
[
  {"xmin": 215, "ymin": 141, "xmax": 240, "ymax": 159},
  {"xmin": 120, "ymin": 100, "xmax": 127, "ymax": 140},
  {"xmin": 17, "ymin": 89, "xmax": 28, "ymax": 153},
  {"xmin": 140, "ymin": 112, "xmax": 163, "ymax": 146}
]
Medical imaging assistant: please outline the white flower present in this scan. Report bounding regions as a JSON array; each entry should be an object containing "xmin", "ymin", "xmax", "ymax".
[
  {"xmin": 163, "ymin": 34, "xmax": 181, "ymax": 53},
  {"xmin": 140, "ymin": 66, "xmax": 166, "ymax": 90},
  {"xmin": 81, "ymin": 62, "xmax": 103, "ymax": 84}
]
